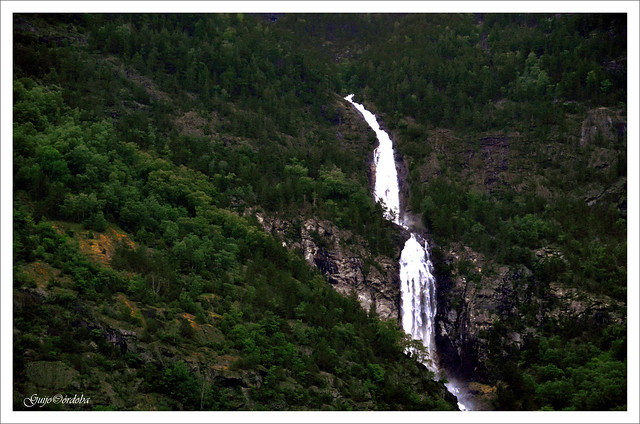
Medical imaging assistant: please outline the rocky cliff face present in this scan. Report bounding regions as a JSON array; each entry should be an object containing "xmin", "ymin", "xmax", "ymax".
[
  {"xmin": 253, "ymin": 213, "xmax": 402, "ymax": 321},
  {"xmin": 433, "ymin": 241, "xmax": 625, "ymax": 397},
  {"xmin": 423, "ymin": 107, "xmax": 627, "ymax": 407},
  {"xmin": 433, "ymin": 245, "xmax": 535, "ymax": 380}
]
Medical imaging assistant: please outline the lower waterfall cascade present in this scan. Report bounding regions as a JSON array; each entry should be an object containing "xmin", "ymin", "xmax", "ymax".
[{"xmin": 345, "ymin": 94, "xmax": 472, "ymax": 411}]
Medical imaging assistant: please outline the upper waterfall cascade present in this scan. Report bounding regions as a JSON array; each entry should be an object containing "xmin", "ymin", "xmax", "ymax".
[
  {"xmin": 345, "ymin": 94, "xmax": 471, "ymax": 411},
  {"xmin": 344, "ymin": 94, "xmax": 403, "ymax": 226}
]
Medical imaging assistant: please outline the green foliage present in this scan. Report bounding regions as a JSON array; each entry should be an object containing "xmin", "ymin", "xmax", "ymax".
[
  {"xmin": 12, "ymin": 19, "xmax": 454, "ymax": 409},
  {"xmin": 340, "ymin": 13, "xmax": 627, "ymax": 412},
  {"xmin": 12, "ymin": 12, "xmax": 626, "ymax": 412},
  {"xmin": 345, "ymin": 14, "xmax": 625, "ymax": 129},
  {"xmin": 157, "ymin": 361, "xmax": 201, "ymax": 408},
  {"xmin": 504, "ymin": 331, "xmax": 627, "ymax": 411},
  {"xmin": 415, "ymin": 171, "xmax": 625, "ymax": 301}
]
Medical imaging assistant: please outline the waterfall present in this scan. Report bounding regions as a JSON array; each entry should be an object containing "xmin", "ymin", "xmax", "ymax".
[
  {"xmin": 345, "ymin": 94, "xmax": 470, "ymax": 411},
  {"xmin": 344, "ymin": 94, "xmax": 402, "ymax": 226},
  {"xmin": 399, "ymin": 233, "xmax": 438, "ymax": 372}
]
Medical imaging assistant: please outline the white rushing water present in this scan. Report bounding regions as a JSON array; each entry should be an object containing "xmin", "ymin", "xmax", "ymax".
[
  {"xmin": 345, "ymin": 94, "xmax": 470, "ymax": 411},
  {"xmin": 399, "ymin": 233, "xmax": 438, "ymax": 372},
  {"xmin": 344, "ymin": 94, "xmax": 403, "ymax": 226}
]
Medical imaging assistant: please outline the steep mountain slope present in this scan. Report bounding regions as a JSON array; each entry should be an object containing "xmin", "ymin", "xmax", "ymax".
[
  {"xmin": 12, "ymin": 12, "xmax": 628, "ymax": 412},
  {"xmin": 12, "ymin": 14, "xmax": 455, "ymax": 411},
  {"xmin": 339, "ymin": 13, "xmax": 627, "ymax": 410}
]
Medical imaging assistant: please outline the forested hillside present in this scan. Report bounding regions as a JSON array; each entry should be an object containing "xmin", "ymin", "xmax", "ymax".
[
  {"xmin": 12, "ymin": 13, "xmax": 627, "ymax": 412},
  {"xmin": 12, "ymin": 13, "xmax": 455, "ymax": 411},
  {"xmin": 340, "ymin": 13, "xmax": 627, "ymax": 410}
]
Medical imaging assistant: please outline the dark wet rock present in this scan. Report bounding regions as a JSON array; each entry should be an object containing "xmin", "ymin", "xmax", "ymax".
[{"xmin": 433, "ymin": 242, "xmax": 624, "ymax": 385}]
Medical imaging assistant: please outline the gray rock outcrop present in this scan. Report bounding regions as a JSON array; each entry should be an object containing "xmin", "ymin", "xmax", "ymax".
[{"xmin": 254, "ymin": 213, "xmax": 401, "ymax": 321}]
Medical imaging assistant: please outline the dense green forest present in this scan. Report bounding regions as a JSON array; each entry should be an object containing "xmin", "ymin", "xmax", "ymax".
[
  {"xmin": 12, "ymin": 13, "xmax": 627, "ymax": 412},
  {"xmin": 12, "ymin": 13, "xmax": 451, "ymax": 411},
  {"xmin": 339, "ymin": 13, "xmax": 627, "ymax": 411}
]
